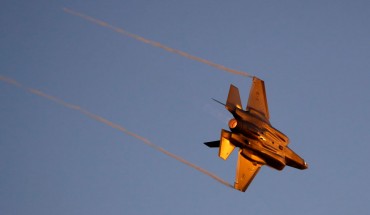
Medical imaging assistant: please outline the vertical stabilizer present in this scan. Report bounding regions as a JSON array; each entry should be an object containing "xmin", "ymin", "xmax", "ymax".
[
  {"xmin": 247, "ymin": 77, "xmax": 269, "ymax": 120},
  {"xmin": 226, "ymin": 85, "xmax": 242, "ymax": 111}
]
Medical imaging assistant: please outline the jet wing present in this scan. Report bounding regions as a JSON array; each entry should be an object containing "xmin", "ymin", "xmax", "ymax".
[
  {"xmin": 247, "ymin": 77, "xmax": 270, "ymax": 121},
  {"xmin": 234, "ymin": 150, "xmax": 261, "ymax": 192}
]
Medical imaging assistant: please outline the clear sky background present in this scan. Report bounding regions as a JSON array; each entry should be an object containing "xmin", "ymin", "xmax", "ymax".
[{"xmin": 1, "ymin": 1, "xmax": 370, "ymax": 214}]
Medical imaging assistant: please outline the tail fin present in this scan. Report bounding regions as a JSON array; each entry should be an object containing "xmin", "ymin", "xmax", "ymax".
[
  {"xmin": 247, "ymin": 77, "xmax": 270, "ymax": 120},
  {"xmin": 226, "ymin": 85, "xmax": 242, "ymax": 111}
]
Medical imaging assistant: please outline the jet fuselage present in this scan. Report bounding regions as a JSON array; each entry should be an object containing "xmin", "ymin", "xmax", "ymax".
[
  {"xmin": 228, "ymin": 107, "xmax": 308, "ymax": 171},
  {"xmin": 205, "ymin": 77, "xmax": 308, "ymax": 191}
]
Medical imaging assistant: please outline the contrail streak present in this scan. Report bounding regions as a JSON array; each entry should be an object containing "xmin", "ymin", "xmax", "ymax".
[
  {"xmin": 0, "ymin": 75, "xmax": 233, "ymax": 189},
  {"xmin": 63, "ymin": 7, "xmax": 253, "ymax": 78}
]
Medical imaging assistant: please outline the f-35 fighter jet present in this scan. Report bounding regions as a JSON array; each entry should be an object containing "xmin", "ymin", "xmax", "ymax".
[{"xmin": 205, "ymin": 77, "xmax": 308, "ymax": 192}]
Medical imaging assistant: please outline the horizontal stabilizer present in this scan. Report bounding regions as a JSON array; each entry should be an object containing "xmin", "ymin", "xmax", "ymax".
[
  {"xmin": 218, "ymin": 129, "xmax": 235, "ymax": 160},
  {"xmin": 204, "ymin": 141, "xmax": 220, "ymax": 148},
  {"xmin": 212, "ymin": 98, "xmax": 226, "ymax": 106}
]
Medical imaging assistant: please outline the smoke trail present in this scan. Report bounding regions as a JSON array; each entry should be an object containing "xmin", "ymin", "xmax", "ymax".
[
  {"xmin": 63, "ymin": 7, "xmax": 253, "ymax": 78},
  {"xmin": 0, "ymin": 75, "xmax": 233, "ymax": 189}
]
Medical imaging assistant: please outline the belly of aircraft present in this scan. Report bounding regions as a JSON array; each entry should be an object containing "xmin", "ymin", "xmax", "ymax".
[{"xmin": 243, "ymin": 141, "xmax": 286, "ymax": 170}]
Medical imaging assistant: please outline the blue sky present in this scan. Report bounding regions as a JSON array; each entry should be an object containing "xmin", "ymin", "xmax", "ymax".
[{"xmin": 1, "ymin": 1, "xmax": 370, "ymax": 214}]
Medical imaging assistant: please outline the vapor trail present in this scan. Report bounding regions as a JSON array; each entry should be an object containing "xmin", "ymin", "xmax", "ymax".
[
  {"xmin": 0, "ymin": 75, "xmax": 233, "ymax": 189},
  {"xmin": 63, "ymin": 7, "xmax": 253, "ymax": 78}
]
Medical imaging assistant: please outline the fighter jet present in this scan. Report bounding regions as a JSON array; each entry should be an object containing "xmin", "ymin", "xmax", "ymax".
[{"xmin": 205, "ymin": 77, "xmax": 308, "ymax": 192}]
